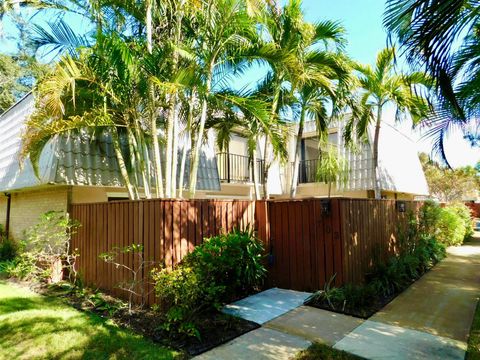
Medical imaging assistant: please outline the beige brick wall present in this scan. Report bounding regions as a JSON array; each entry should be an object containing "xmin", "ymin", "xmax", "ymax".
[{"xmin": 2, "ymin": 187, "xmax": 69, "ymax": 240}]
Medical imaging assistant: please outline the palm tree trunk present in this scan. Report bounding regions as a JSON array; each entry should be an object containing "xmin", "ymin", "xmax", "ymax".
[
  {"xmin": 178, "ymin": 91, "xmax": 195, "ymax": 198},
  {"xmin": 189, "ymin": 69, "xmax": 212, "ymax": 198},
  {"xmin": 262, "ymin": 88, "xmax": 281, "ymax": 199},
  {"xmin": 171, "ymin": 102, "xmax": 180, "ymax": 197},
  {"xmin": 145, "ymin": 0, "xmax": 164, "ymax": 198},
  {"xmin": 133, "ymin": 127, "xmax": 152, "ymax": 199},
  {"xmin": 252, "ymin": 150, "xmax": 260, "ymax": 200},
  {"xmin": 178, "ymin": 135, "xmax": 189, "ymax": 198},
  {"xmin": 165, "ymin": 9, "xmax": 184, "ymax": 198},
  {"xmin": 127, "ymin": 128, "xmax": 141, "ymax": 200},
  {"xmin": 111, "ymin": 130, "xmax": 137, "ymax": 200},
  {"xmin": 373, "ymin": 105, "xmax": 382, "ymax": 199},
  {"xmin": 146, "ymin": 0, "xmax": 152, "ymax": 53},
  {"xmin": 290, "ymin": 106, "xmax": 306, "ymax": 198}
]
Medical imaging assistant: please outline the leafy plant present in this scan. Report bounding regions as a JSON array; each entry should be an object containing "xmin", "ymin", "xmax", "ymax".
[
  {"xmin": 0, "ymin": 235, "xmax": 18, "ymax": 262},
  {"xmin": 436, "ymin": 207, "xmax": 467, "ymax": 246},
  {"xmin": 448, "ymin": 202, "xmax": 475, "ymax": 241},
  {"xmin": 99, "ymin": 244, "xmax": 153, "ymax": 314},
  {"xmin": 22, "ymin": 211, "xmax": 81, "ymax": 283},
  {"xmin": 152, "ymin": 228, "xmax": 265, "ymax": 338}
]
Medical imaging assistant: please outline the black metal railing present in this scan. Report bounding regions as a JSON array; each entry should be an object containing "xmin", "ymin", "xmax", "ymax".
[
  {"xmin": 293, "ymin": 159, "xmax": 319, "ymax": 184},
  {"xmin": 216, "ymin": 152, "xmax": 264, "ymax": 184}
]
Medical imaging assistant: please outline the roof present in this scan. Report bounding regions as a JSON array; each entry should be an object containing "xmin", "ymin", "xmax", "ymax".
[{"xmin": 0, "ymin": 93, "xmax": 220, "ymax": 192}]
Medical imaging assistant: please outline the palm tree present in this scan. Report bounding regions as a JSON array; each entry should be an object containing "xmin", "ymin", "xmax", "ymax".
[
  {"xmin": 384, "ymin": 0, "xmax": 480, "ymax": 162},
  {"xmin": 349, "ymin": 47, "xmax": 431, "ymax": 199},
  {"xmin": 23, "ymin": 35, "xmax": 155, "ymax": 200},
  {"xmin": 183, "ymin": 0, "xmax": 259, "ymax": 198},
  {"xmin": 289, "ymin": 50, "xmax": 351, "ymax": 198},
  {"xmin": 255, "ymin": 0, "xmax": 347, "ymax": 199}
]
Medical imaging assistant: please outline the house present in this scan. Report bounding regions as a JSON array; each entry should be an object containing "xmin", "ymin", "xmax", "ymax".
[
  {"xmin": 0, "ymin": 93, "xmax": 220, "ymax": 239},
  {"xmin": 0, "ymin": 94, "xmax": 429, "ymax": 238},
  {"xmin": 209, "ymin": 118, "xmax": 429, "ymax": 201}
]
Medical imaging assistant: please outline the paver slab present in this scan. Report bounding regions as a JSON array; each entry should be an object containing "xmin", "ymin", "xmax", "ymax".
[
  {"xmin": 264, "ymin": 306, "xmax": 364, "ymax": 345},
  {"xmin": 222, "ymin": 288, "xmax": 312, "ymax": 324},
  {"xmin": 334, "ymin": 320, "xmax": 467, "ymax": 360},
  {"xmin": 194, "ymin": 327, "xmax": 311, "ymax": 360},
  {"xmin": 371, "ymin": 241, "xmax": 480, "ymax": 342}
]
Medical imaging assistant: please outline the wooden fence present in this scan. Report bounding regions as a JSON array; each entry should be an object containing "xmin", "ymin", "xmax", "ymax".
[
  {"xmin": 71, "ymin": 199, "xmax": 255, "ymax": 305},
  {"xmin": 71, "ymin": 198, "xmax": 422, "ymax": 303},
  {"xmin": 339, "ymin": 199, "xmax": 421, "ymax": 284}
]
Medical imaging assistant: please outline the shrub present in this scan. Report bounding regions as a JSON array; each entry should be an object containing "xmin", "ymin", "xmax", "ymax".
[
  {"xmin": 448, "ymin": 202, "xmax": 474, "ymax": 241},
  {"xmin": 436, "ymin": 206, "xmax": 466, "ymax": 246},
  {"xmin": 152, "ymin": 228, "xmax": 265, "ymax": 338},
  {"xmin": 0, "ymin": 237, "xmax": 18, "ymax": 262},
  {"xmin": 2, "ymin": 211, "xmax": 80, "ymax": 283},
  {"xmin": 418, "ymin": 200, "xmax": 473, "ymax": 246},
  {"xmin": 418, "ymin": 200, "xmax": 443, "ymax": 236}
]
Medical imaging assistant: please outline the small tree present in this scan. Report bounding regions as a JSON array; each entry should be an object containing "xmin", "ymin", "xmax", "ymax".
[
  {"xmin": 23, "ymin": 211, "xmax": 80, "ymax": 283},
  {"xmin": 99, "ymin": 244, "xmax": 153, "ymax": 313},
  {"xmin": 316, "ymin": 142, "xmax": 349, "ymax": 198}
]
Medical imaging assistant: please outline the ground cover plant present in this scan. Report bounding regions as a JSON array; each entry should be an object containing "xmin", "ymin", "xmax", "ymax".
[
  {"xmin": 0, "ymin": 280, "xmax": 179, "ymax": 360},
  {"xmin": 467, "ymin": 294, "xmax": 480, "ymax": 360},
  {"xmin": 305, "ymin": 201, "xmax": 472, "ymax": 318}
]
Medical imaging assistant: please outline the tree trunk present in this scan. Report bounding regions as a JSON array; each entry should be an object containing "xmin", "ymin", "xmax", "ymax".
[
  {"xmin": 373, "ymin": 105, "xmax": 382, "ymax": 199},
  {"xmin": 112, "ymin": 130, "xmax": 137, "ymax": 200},
  {"xmin": 262, "ymin": 88, "xmax": 281, "ymax": 200},
  {"xmin": 178, "ymin": 91, "xmax": 195, "ymax": 198},
  {"xmin": 165, "ymin": 9, "xmax": 183, "ymax": 198},
  {"xmin": 252, "ymin": 149, "xmax": 261, "ymax": 200},
  {"xmin": 133, "ymin": 127, "xmax": 152, "ymax": 199},
  {"xmin": 171, "ymin": 102, "xmax": 180, "ymax": 197},
  {"xmin": 146, "ymin": 0, "xmax": 164, "ymax": 198},
  {"xmin": 290, "ymin": 106, "xmax": 306, "ymax": 198},
  {"xmin": 178, "ymin": 134, "xmax": 189, "ymax": 198},
  {"xmin": 126, "ymin": 128, "xmax": 141, "ymax": 200},
  {"xmin": 189, "ymin": 69, "xmax": 212, "ymax": 198}
]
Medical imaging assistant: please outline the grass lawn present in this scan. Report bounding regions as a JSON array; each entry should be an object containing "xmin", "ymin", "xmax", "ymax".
[
  {"xmin": 0, "ymin": 280, "xmax": 180, "ymax": 359},
  {"xmin": 295, "ymin": 342, "xmax": 363, "ymax": 360},
  {"xmin": 467, "ymin": 297, "xmax": 480, "ymax": 359}
]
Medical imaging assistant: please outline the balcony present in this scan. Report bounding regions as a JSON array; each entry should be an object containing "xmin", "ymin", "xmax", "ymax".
[
  {"xmin": 294, "ymin": 159, "xmax": 319, "ymax": 184},
  {"xmin": 216, "ymin": 152, "xmax": 264, "ymax": 184}
]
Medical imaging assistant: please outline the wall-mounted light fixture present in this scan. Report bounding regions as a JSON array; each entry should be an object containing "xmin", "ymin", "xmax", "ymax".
[
  {"xmin": 321, "ymin": 199, "xmax": 331, "ymax": 216},
  {"xmin": 396, "ymin": 201, "xmax": 406, "ymax": 213}
]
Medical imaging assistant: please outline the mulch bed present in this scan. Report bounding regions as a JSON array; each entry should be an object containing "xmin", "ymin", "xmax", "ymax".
[
  {"xmin": 8, "ymin": 279, "xmax": 259, "ymax": 357},
  {"xmin": 305, "ymin": 293, "xmax": 397, "ymax": 319}
]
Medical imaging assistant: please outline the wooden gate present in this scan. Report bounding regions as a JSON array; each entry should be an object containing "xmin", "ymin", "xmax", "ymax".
[{"xmin": 265, "ymin": 198, "xmax": 343, "ymax": 291}]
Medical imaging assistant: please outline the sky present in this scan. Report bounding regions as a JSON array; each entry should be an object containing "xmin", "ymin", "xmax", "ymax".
[{"xmin": 1, "ymin": 0, "xmax": 478, "ymax": 168}]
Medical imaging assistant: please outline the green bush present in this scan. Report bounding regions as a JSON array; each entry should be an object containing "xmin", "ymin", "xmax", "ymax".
[
  {"xmin": 152, "ymin": 228, "xmax": 266, "ymax": 338},
  {"xmin": 0, "ymin": 237, "xmax": 18, "ymax": 262},
  {"xmin": 448, "ymin": 202, "xmax": 474, "ymax": 241},
  {"xmin": 437, "ymin": 206, "xmax": 466, "ymax": 246},
  {"xmin": 0, "ymin": 253, "xmax": 37, "ymax": 279},
  {"xmin": 418, "ymin": 200, "xmax": 443, "ymax": 236},
  {"xmin": 418, "ymin": 200, "xmax": 473, "ymax": 246}
]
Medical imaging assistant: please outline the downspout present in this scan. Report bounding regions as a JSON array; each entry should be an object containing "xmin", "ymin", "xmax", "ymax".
[{"xmin": 4, "ymin": 193, "xmax": 11, "ymax": 239}]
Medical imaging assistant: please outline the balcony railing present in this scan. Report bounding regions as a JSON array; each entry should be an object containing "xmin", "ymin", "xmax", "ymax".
[
  {"xmin": 217, "ymin": 152, "xmax": 264, "ymax": 184},
  {"xmin": 293, "ymin": 159, "xmax": 319, "ymax": 184}
]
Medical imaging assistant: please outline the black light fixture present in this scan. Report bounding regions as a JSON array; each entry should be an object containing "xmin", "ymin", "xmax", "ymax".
[
  {"xmin": 396, "ymin": 201, "xmax": 406, "ymax": 213},
  {"xmin": 321, "ymin": 199, "xmax": 331, "ymax": 216}
]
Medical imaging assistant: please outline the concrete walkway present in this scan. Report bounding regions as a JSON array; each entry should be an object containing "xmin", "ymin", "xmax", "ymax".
[
  {"xmin": 335, "ymin": 235, "xmax": 480, "ymax": 359},
  {"xmin": 197, "ymin": 235, "xmax": 480, "ymax": 359}
]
